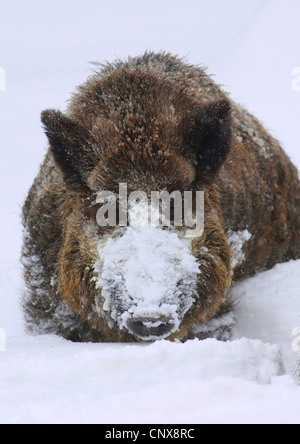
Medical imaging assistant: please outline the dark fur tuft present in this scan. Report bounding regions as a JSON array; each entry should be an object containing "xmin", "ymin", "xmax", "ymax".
[
  {"xmin": 181, "ymin": 99, "xmax": 232, "ymax": 181},
  {"xmin": 41, "ymin": 109, "xmax": 97, "ymax": 193}
]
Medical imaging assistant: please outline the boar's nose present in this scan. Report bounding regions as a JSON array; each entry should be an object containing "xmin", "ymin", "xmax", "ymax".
[{"xmin": 126, "ymin": 316, "xmax": 175, "ymax": 340}]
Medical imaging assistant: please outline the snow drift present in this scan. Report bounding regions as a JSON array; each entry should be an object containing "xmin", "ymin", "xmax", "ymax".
[{"xmin": 0, "ymin": 259, "xmax": 300, "ymax": 424}]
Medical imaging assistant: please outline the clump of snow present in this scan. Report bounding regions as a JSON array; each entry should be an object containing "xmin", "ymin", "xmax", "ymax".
[
  {"xmin": 227, "ymin": 229, "xmax": 252, "ymax": 268},
  {"xmin": 95, "ymin": 226, "xmax": 200, "ymax": 338}
]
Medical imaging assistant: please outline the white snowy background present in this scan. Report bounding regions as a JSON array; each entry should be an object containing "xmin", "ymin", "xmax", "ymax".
[{"xmin": 1, "ymin": 0, "xmax": 300, "ymax": 424}]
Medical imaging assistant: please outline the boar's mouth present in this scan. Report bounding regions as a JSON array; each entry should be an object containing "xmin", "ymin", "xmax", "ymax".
[{"xmin": 126, "ymin": 316, "xmax": 176, "ymax": 340}]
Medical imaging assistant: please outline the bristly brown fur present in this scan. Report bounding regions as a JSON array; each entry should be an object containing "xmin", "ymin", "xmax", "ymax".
[{"xmin": 21, "ymin": 51, "xmax": 300, "ymax": 342}]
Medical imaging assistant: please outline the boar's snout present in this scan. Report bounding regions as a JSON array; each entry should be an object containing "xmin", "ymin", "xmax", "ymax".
[
  {"xmin": 95, "ymin": 226, "xmax": 200, "ymax": 342},
  {"xmin": 126, "ymin": 316, "xmax": 175, "ymax": 340}
]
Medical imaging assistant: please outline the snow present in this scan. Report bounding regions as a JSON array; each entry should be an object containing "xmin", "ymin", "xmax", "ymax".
[
  {"xmin": 227, "ymin": 230, "xmax": 252, "ymax": 268},
  {"xmin": 0, "ymin": 335, "xmax": 291, "ymax": 425},
  {"xmin": 1, "ymin": 0, "xmax": 300, "ymax": 425},
  {"xmin": 0, "ymin": 330, "xmax": 299, "ymax": 425},
  {"xmin": 231, "ymin": 260, "xmax": 300, "ymax": 376}
]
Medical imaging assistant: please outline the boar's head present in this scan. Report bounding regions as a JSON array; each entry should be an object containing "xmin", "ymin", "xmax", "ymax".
[{"xmin": 41, "ymin": 69, "xmax": 232, "ymax": 341}]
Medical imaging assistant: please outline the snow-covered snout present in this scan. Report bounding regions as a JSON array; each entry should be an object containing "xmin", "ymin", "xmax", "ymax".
[{"xmin": 95, "ymin": 224, "xmax": 200, "ymax": 341}]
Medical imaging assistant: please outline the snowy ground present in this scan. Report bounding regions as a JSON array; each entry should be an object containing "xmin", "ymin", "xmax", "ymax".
[
  {"xmin": 0, "ymin": 334, "xmax": 299, "ymax": 424},
  {"xmin": 1, "ymin": 0, "xmax": 300, "ymax": 424},
  {"xmin": 1, "ymin": 259, "xmax": 300, "ymax": 424}
]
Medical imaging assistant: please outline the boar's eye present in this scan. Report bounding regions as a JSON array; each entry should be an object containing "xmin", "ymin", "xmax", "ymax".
[{"xmin": 181, "ymin": 99, "xmax": 232, "ymax": 179}]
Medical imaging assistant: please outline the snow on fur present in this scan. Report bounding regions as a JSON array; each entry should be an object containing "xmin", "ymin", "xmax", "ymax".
[{"xmin": 227, "ymin": 229, "xmax": 252, "ymax": 268}]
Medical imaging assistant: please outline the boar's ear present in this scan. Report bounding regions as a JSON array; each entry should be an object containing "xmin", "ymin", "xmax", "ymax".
[
  {"xmin": 41, "ymin": 109, "xmax": 97, "ymax": 193},
  {"xmin": 182, "ymin": 99, "xmax": 232, "ymax": 180}
]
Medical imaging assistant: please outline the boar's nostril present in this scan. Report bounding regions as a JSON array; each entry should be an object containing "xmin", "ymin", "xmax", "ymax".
[{"xmin": 126, "ymin": 317, "xmax": 175, "ymax": 340}]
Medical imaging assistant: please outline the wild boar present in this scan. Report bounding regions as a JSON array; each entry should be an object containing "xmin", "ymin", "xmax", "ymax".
[{"xmin": 21, "ymin": 52, "xmax": 300, "ymax": 342}]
